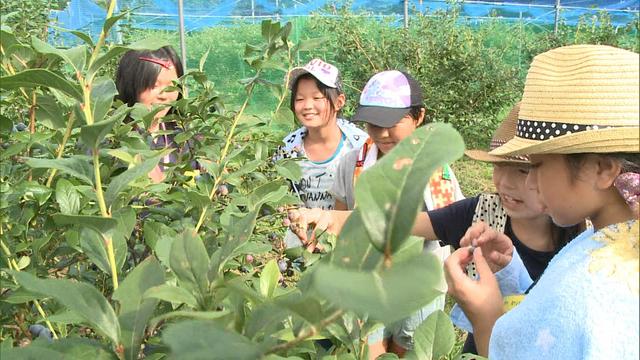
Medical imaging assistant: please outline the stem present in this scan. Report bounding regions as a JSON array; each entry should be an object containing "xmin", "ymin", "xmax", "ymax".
[
  {"xmin": 266, "ymin": 309, "xmax": 344, "ymax": 354},
  {"xmin": 269, "ymin": 47, "xmax": 293, "ymax": 126},
  {"xmin": 83, "ymin": 0, "xmax": 117, "ymax": 125},
  {"xmin": 46, "ymin": 112, "xmax": 75, "ymax": 187},
  {"xmin": 104, "ymin": 234, "xmax": 119, "ymax": 289},
  {"xmin": 93, "ymin": 149, "xmax": 109, "ymax": 218},
  {"xmin": 92, "ymin": 149, "xmax": 118, "ymax": 289},
  {"xmin": 88, "ymin": 0, "xmax": 117, "ymax": 68},
  {"xmin": 194, "ymin": 81, "xmax": 258, "ymax": 233},
  {"xmin": 1, "ymin": 239, "xmax": 59, "ymax": 339}
]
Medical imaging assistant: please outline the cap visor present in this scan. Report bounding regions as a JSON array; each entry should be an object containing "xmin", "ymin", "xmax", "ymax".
[{"xmin": 352, "ymin": 106, "xmax": 411, "ymax": 128}]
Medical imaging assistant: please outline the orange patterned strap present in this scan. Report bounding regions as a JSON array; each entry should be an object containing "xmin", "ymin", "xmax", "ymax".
[
  {"xmin": 428, "ymin": 166, "xmax": 456, "ymax": 209},
  {"xmin": 353, "ymin": 138, "xmax": 375, "ymax": 189}
]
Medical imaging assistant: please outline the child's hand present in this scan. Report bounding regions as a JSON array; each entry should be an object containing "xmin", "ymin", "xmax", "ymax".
[
  {"xmin": 287, "ymin": 208, "xmax": 335, "ymax": 245},
  {"xmin": 445, "ymin": 247, "xmax": 503, "ymax": 323},
  {"xmin": 460, "ymin": 222, "xmax": 513, "ymax": 272}
]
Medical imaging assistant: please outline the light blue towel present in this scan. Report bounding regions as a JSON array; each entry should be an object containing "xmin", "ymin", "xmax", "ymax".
[{"xmin": 489, "ymin": 220, "xmax": 639, "ymax": 359}]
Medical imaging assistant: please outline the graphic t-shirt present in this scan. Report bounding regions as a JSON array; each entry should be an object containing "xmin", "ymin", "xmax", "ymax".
[{"xmin": 276, "ymin": 118, "xmax": 368, "ymax": 210}]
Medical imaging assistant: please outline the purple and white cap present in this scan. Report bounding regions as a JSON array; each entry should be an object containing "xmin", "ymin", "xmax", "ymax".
[
  {"xmin": 287, "ymin": 58, "xmax": 341, "ymax": 90},
  {"xmin": 352, "ymin": 70, "xmax": 423, "ymax": 128}
]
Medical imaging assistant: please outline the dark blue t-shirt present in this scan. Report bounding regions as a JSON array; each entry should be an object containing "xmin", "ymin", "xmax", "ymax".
[{"xmin": 427, "ymin": 195, "xmax": 557, "ymax": 281}]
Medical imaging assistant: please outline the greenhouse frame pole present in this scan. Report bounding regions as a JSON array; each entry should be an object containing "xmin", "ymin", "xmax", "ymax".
[
  {"xmin": 404, "ymin": 0, "xmax": 409, "ymax": 29},
  {"xmin": 178, "ymin": 0, "xmax": 188, "ymax": 96},
  {"xmin": 554, "ymin": 0, "xmax": 561, "ymax": 34}
]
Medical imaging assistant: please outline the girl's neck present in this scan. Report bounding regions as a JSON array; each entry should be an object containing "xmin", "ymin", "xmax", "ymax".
[
  {"xmin": 511, "ymin": 215, "xmax": 555, "ymax": 252},
  {"xmin": 303, "ymin": 117, "xmax": 342, "ymax": 162},
  {"xmin": 304, "ymin": 116, "xmax": 340, "ymax": 143},
  {"xmin": 589, "ymin": 190, "xmax": 635, "ymax": 231}
]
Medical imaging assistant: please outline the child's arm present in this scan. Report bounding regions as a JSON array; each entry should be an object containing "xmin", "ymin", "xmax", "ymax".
[
  {"xmin": 444, "ymin": 246, "xmax": 504, "ymax": 357},
  {"xmin": 288, "ymin": 209, "xmax": 438, "ymax": 244}
]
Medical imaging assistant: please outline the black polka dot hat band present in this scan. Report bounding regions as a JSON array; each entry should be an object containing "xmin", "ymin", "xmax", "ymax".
[
  {"xmin": 466, "ymin": 102, "xmax": 530, "ymax": 164},
  {"xmin": 490, "ymin": 45, "xmax": 639, "ymax": 156},
  {"xmin": 516, "ymin": 120, "xmax": 615, "ymax": 141}
]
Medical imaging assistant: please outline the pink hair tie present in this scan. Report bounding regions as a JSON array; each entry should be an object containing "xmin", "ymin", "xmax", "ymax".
[
  {"xmin": 614, "ymin": 172, "xmax": 640, "ymax": 212},
  {"xmin": 138, "ymin": 56, "xmax": 174, "ymax": 70}
]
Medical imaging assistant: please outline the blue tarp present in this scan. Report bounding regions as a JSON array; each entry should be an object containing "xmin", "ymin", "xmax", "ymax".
[{"xmin": 50, "ymin": 0, "xmax": 639, "ymax": 44}]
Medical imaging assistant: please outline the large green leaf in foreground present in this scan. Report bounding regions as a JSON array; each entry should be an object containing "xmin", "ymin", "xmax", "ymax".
[{"xmin": 310, "ymin": 123, "xmax": 464, "ymax": 323}]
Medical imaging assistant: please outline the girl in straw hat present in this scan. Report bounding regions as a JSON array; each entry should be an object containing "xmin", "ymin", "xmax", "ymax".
[
  {"xmin": 444, "ymin": 44, "xmax": 639, "ymax": 359},
  {"xmin": 287, "ymin": 102, "xmax": 580, "ymax": 357}
]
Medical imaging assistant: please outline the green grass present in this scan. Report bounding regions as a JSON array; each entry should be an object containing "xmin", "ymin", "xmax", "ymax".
[{"xmin": 452, "ymin": 156, "xmax": 495, "ymax": 197}]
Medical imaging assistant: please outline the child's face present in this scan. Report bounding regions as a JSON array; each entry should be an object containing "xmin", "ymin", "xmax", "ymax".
[
  {"xmin": 138, "ymin": 66, "xmax": 179, "ymax": 117},
  {"xmin": 366, "ymin": 113, "xmax": 423, "ymax": 154},
  {"xmin": 527, "ymin": 154, "xmax": 596, "ymax": 227},
  {"xmin": 293, "ymin": 78, "xmax": 341, "ymax": 129},
  {"xmin": 492, "ymin": 163, "xmax": 545, "ymax": 219}
]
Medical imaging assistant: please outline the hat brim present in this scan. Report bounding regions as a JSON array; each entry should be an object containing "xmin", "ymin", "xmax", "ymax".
[
  {"xmin": 352, "ymin": 106, "xmax": 411, "ymax": 128},
  {"xmin": 464, "ymin": 149, "xmax": 529, "ymax": 164},
  {"xmin": 490, "ymin": 127, "xmax": 640, "ymax": 156}
]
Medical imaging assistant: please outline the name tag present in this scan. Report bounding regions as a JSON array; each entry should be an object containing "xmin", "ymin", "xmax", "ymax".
[{"xmin": 503, "ymin": 294, "xmax": 525, "ymax": 312}]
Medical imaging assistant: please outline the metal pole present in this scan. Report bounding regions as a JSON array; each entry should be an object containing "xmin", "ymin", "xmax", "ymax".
[
  {"xmin": 554, "ymin": 0, "xmax": 561, "ymax": 34},
  {"xmin": 252, "ymin": 0, "xmax": 255, "ymax": 23},
  {"xmin": 404, "ymin": 0, "xmax": 409, "ymax": 29},
  {"xmin": 178, "ymin": 0, "xmax": 188, "ymax": 97}
]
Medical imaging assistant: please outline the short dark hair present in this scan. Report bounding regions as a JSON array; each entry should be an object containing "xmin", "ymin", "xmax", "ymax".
[
  {"xmin": 408, "ymin": 105, "xmax": 426, "ymax": 125},
  {"xmin": 565, "ymin": 153, "xmax": 640, "ymax": 181},
  {"xmin": 289, "ymin": 73, "xmax": 344, "ymax": 117},
  {"xmin": 115, "ymin": 45, "xmax": 184, "ymax": 107}
]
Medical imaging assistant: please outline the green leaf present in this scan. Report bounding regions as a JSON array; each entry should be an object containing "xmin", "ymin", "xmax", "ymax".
[
  {"xmin": 36, "ymin": 95, "xmax": 69, "ymax": 130},
  {"xmin": 209, "ymin": 210, "xmax": 259, "ymax": 281},
  {"xmin": 26, "ymin": 156, "xmax": 94, "ymax": 185},
  {"xmin": 356, "ymin": 123, "xmax": 464, "ymax": 253},
  {"xmin": 143, "ymin": 284, "xmax": 198, "ymax": 308},
  {"xmin": 10, "ymin": 271, "xmax": 120, "ymax": 345},
  {"xmin": 102, "ymin": 12, "xmax": 129, "ymax": 41},
  {"xmin": 55, "ymin": 178, "xmax": 81, "ymax": 215},
  {"xmin": 311, "ymin": 253, "xmax": 444, "ymax": 324},
  {"xmin": 0, "ymin": 69, "xmax": 83, "ymax": 102},
  {"xmin": 143, "ymin": 222, "xmax": 178, "ymax": 267},
  {"xmin": 113, "ymin": 257, "xmax": 165, "ymax": 360},
  {"xmin": 80, "ymin": 113, "xmax": 119, "ymax": 148},
  {"xmin": 274, "ymin": 159, "xmax": 302, "ymax": 181},
  {"xmin": 104, "ymin": 148, "xmax": 173, "ymax": 207},
  {"xmin": 76, "ymin": 207, "xmax": 132, "ymax": 276},
  {"xmin": 91, "ymin": 78, "xmax": 118, "ymax": 124},
  {"xmin": 1, "ymin": 287, "xmax": 40, "ymax": 304},
  {"xmin": 295, "ymin": 37, "xmax": 328, "ymax": 52},
  {"xmin": 0, "ymin": 338, "xmax": 117, "ymax": 360},
  {"xmin": 405, "ymin": 310, "xmax": 455, "ymax": 360},
  {"xmin": 21, "ymin": 182, "xmax": 52, "ymax": 206},
  {"xmin": 162, "ymin": 320, "xmax": 261, "ymax": 360},
  {"xmin": 259, "ymin": 259, "xmax": 280, "ymax": 299},
  {"xmin": 53, "ymin": 214, "xmax": 117, "ymax": 235},
  {"xmin": 170, "ymin": 230, "xmax": 210, "ymax": 303},
  {"xmin": 31, "ymin": 38, "xmax": 86, "ymax": 72},
  {"xmin": 149, "ymin": 310, "xmax": 230, "ymax": 328}
]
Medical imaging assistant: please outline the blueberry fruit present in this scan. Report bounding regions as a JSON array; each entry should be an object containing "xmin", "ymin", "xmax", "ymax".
[
  {"xmin": 29, "ymin": 324, "xmax": 53, "ymax": 341},
  {"xmin": 278, "ymin": 259, "xmax": 288, "ymax": 272}
]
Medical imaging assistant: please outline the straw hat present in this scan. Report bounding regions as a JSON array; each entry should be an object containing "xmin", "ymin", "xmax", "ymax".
[
  {"xmin": 490, "ymin": 45, "xmax": 639, "ymax": 156},
  {"xmin": 465, "ymin": 102, "xmax": 529, "ymax": 163}
]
